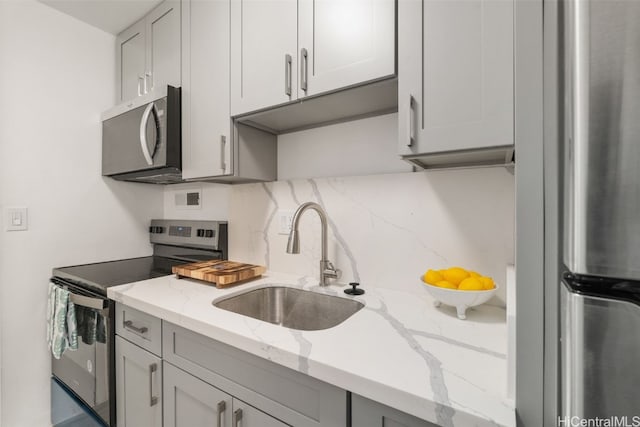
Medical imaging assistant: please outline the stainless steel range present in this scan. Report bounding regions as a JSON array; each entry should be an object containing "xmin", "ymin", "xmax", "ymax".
[{"xmin": 50, "ymin": 219, "xmax": 227, "ymax": 427}]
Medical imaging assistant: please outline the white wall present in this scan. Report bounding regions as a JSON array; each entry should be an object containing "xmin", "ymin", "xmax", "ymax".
[{"xmin": 0, "ymin": 2, "xmax": 164, "ymax": 426}]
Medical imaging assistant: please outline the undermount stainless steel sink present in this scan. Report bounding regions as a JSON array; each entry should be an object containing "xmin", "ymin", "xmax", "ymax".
[{"xmin": 213, "ymin": 286, "xmax": 364, "ymax": 331}]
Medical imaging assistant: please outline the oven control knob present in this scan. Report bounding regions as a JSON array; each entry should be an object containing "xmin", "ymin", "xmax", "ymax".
[
  {"xmin": 197, "ymin": 229, "xmax": 205, "ymax": 237},
  {"xmin": 205, "ymin": 229, "xmax": 214, "ymax": 238},
  {"xmin": 156, "ymin": 226, "xmax": 164, "ymax": 233}
]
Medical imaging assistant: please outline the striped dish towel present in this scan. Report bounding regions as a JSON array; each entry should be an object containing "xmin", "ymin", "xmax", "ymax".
[{"xmin": 47, "ymin": 282, "xmax": 78, "ymax": 359}]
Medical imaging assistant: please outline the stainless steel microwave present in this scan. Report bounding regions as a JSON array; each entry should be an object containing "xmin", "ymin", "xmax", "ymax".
[{"xmin": 101, "ymin": 86, "xmax": 181, "ymax": 184}]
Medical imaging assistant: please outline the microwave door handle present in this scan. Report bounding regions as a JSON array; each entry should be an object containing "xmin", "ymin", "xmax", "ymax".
[{"xmin": 139, "ymin": 102, "xmax": 157, "ymax": 166}]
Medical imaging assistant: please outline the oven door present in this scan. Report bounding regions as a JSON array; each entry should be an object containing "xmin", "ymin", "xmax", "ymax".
[
  {"xmin": 51, "ymin": 279, "xmax": 114, "ymax": 427},
  {"xmin": 51, "ymin": 377, "xmax": 105, "ymax": 427}
]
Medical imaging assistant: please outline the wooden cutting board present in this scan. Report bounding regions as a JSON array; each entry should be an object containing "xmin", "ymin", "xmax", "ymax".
[{"xmin": 172, "ymin": 260, "xmax": 266, "ymax": 288}]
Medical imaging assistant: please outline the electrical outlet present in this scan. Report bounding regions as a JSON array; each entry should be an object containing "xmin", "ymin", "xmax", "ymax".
[
  {"xmin": 174, "ymin": 188, "xmax": 202, "ymax": 210},
  {"xmin": 278, "ymin": 211, "xmax": 295, "ymax": 235}
]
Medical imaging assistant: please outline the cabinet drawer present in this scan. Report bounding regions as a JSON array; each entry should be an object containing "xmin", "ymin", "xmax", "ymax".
[
  {"xmin": 163, "ymin": 322, "xmax": 346, "ymax": 427},
  {"xmin": 116, "ymin": 303, "xmax": 162, "ymax": 356}
]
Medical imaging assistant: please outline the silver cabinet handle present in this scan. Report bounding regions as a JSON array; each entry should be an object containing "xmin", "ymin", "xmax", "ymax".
[
  {"xmin": 232, "ymin": 408, "xmax": 243, "ymax": 426},
  {"xmin": 149, "ymin": 363, "xmax": 158, "ymax": 407},
  {"xmin": 407, "ymin": 94, "xmax": 415, "ymax": 147},
  {"xmin": 220, "ymin": 135, "xmax": 227, "ymax": 172},
  {"xmin": 145, "ymin": 72, "xmax": 153, "ymax": 93},
  {"xmin": 285, "ymin": 54, "xmax": 292, "ymax": 97},
  {"xmin": 216, "ymin": 401, "xmax": 226, "ymax": 427},
  {"xmin": 123, "ymin": 320, "xmax": 148, "ymax": 335},
  {"xmin": 301, "ymin": 48, "xmax": 308, "ymax": 92},
  {"xmin": 139, "ymin": 102, "xmax": 158, "ymax": 165},
  {"xmin": 138, "ymin": 76, "xmax": 144, "ymax": 96}
]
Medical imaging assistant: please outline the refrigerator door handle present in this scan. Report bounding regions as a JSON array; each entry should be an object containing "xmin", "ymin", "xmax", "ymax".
[
  {"xmin": 565, "ymin": 0, "xmax": 591, "ymax": 273},
  {"xmin": 561, "ymin": 281, "xmax": 585, "ymax": 417}
]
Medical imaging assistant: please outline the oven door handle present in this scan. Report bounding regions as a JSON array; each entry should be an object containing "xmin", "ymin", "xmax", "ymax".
[
  {"xmin": 69, "ymin": 293, "xmax": 107, "ymax": 310},
  {"xmin": 50, "ymin": 281, "xmax": 107, "ymax": 309}
]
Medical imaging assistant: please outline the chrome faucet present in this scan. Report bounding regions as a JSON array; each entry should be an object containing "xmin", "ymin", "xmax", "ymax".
[{"xmin": 286, "ymin": 202, "xmax": 341, "ymax": 286}]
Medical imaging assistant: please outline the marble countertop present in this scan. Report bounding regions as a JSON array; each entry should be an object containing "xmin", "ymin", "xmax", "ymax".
[{"xmin": 107, "ymin": 271, "xmax": 515, "ymax": 427}]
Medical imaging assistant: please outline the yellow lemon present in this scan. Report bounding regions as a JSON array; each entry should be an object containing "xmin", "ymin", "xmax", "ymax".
[
  {"xmin": 458, "ymin": 277, "xmax": 484, "ymax": 291},
  {"xmin": 423, "ymin": 269, "xmax": 444, "ymax": 285},
  {"xmin": 434, "ymin": 280, "xmax": 457, "ymax": 289},
  {"xmin": 480, "ymin": 276, "xmax": 495, "ymax": 290},
  {"xmin": 442, "ymin": 267, "xmax": 469, "ymax": 286},
  {"xmin": 468, "ymin": 270, "xmax": 481, "ymax": 278}
]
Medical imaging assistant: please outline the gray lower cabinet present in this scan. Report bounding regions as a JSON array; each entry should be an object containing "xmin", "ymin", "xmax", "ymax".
[
  {"xmin": 163, "ymin": 361, "xmax": 232, "ymax": 427},
  {"xmin": 164, "ymin": 361, "xmax": 289, "ymax": 427},
  {"xmin": 352, "ymin": 394, "xmax": 438, "ymax": 427},
  {"xmin": 163, "ymin": 321, "xmax": 346, "ymax": 427},
  {"xmin": 114, "ymin": 307, "xmax": 435, "ymax": 427},
  {"xmin": 115, "ymin": 336, "xmax": 162, "ymax": 427}
]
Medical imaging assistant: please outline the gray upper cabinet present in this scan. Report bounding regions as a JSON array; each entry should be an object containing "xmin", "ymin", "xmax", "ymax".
[
  {"xmin": 116, "ymin": 0, "xmax": 181, "ymax": 103},
  {"xmin": 163, "ymin": 361, "xmax": 232, "ymax": 427},
  {"xmin": 297, "ymin": 0, "xmax": 395, "ymax": 98},
  {"xmin": 146, "ymin": 1, "xmax": 181, "ymax": 93},
  {"xmin": 117, "ymin": 21, "xmax": 146, "ymax": 102},
  {"xmin": 182, "ymin": 0, "xmax": 276, "ymax": 182},
  {"xmin": 115, "ymin": 336, "xmax": 163, "ymax": 427},
  {"xmin": 181, "ymin": 0, "xmax": 230, "ymax": 180},
  {"xmin": 230, "ymin": 0, "xmax": 298, "ymax": 116},
  {"xmin": 351, "ymin": 394, "xmax": 438, "ymax": 427},
  {"xmin": 398, "ymin": 0, "xmax": 514, "ymax": 168},
  {"xmin": 231, "ymin": 0, "xmax": 395, "ymax": 117}
]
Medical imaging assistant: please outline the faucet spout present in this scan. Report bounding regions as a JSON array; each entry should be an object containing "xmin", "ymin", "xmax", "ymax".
[
  {"xmin": 286, "ymin": 202, "xmax": 340, "ymax": 286},
  {"xmin": 286, "ymin": 229, "xmax": 300, "ymax": 254}
]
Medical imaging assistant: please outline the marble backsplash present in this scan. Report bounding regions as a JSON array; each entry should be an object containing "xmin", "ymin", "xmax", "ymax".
[{"xmin": 229, "ymin": 168, "xmax": 514, "ymax": 305}]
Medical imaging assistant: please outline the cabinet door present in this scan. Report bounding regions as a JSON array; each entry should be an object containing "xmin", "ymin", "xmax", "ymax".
[
  {"xmin": 231, "ymin": 399, "xmax": 288, "ymax": 427},
  {"xmin": 298, "ymin": 0, "xmax": 395, "ymax": 97},
  {"xmin": 230, "ymin": 0, "xmax": 298, "ymax": 115},
  {"xmin": 117, "ymin": 20, "xmax": 146, "ymax": 102},
  {"xmin": 398, "ymin": 0, "xmax": 514, "ymax": 156},
  {"xmin": 146, "ymin": 0, "xmax": 181, "ymax": 93},
  {"xmin": 352, "ymin": 394, "xmax": 438, "ymax": 427},
  {"xmin": 116, "ymin": 336, "xmax": 162, "ymax": 427},
  {"xmin": 181, "ymin": 0, "xmax": 231, "ymax": 180},
  {"xmin": 164, "ymin": 362, "xmax": 232, "ymax": 427}
]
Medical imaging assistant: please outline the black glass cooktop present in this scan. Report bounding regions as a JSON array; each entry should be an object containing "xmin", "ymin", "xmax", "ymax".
[{"xmin": 52, "ymin": 256, "xmax": 184, "ymax": 295}]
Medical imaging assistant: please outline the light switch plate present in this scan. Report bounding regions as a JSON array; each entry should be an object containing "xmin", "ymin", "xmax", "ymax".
[
  {"xmin": 5, "ymin": 207, "xmax": 28, "ymax": 231},
  {"xmin": 278, "ymin": 211, "xmax": 295, "ymax": 235}
]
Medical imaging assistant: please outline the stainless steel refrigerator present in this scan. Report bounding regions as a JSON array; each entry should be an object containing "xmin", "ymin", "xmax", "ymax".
[{"xmin": 562, "ymin": 0, "xmax": 640, "ymax": 417}]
